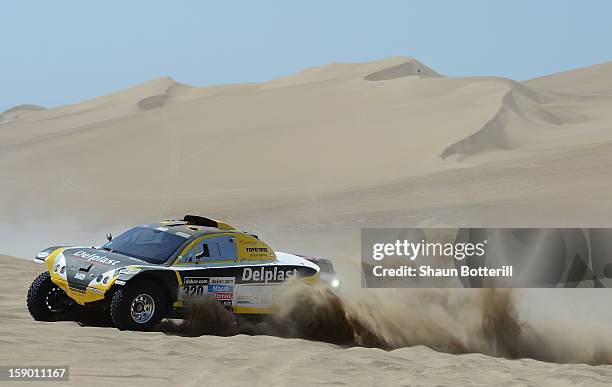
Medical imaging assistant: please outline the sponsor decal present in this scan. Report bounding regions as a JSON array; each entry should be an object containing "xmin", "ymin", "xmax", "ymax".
[
  {"xmin": 74, "ymin": 272, "xmax": 86, "ymax": 280},
  {"xmin": 208, "ymin": 278, "xmax": 235, "ymax": 306},
  {"xmin": 234, "ymin": 288, "xmax": 278, "ymax": 306},
  {"xmin": 242, "ymin": 267, "xmax": 297, "ymax": 283},
  {"xmin": 209, "ymin": 277, "xmax": 235, "ymax": 285},
  {"xmin": 208, "ymin": 284, "xmax": 233, "ymax": 293},
  {"xmin": 156, "ymin": 227, "xmax": 169, "ymax": 231},
  {"xmin": 245, "ymin": 247, "xmax": 268, "ymax": 253},
  {"xmin": 68, "ymin": 287, "xmax": 86, "ymax": 295},
  {"xmin": 235, "ymin": 295, "xmax": 252, "ymax": 305},
  {"xmin": 73, "ymin": 251, "xmax": 120, "ymax": 266},
  {"xmin": 117, "ymin": 267, "xmax": 141, "ymax": 275},
  {"xmin": 239, "ymin": 239, "xmax": 257, "ymax": 245},
  {"xmin": 212, "ymin": 292, "xmax": 233, "ymax": 301},
  {"xmin": 184, "ymin": 277, "xmax": 209, "ymax": 285},
  {"xmin": 175, "ymin": 232, "xmax": 191, "ymax": 238},
  {"xmin": 181, "ymin": 277, "xmax": 236, "ymax": 303},
  {"xmin": 220, "ymin": 300, "xmax": 233, "ymax": 308}
]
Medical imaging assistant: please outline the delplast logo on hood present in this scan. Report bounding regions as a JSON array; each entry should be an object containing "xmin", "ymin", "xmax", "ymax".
[{"xmin": 73, "ymin": 250, "xmax": 121, "ymax": 266}]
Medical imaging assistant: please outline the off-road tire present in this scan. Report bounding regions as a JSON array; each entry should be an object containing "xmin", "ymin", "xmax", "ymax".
[
  {"xmin": 110, "ymin": 281, "xmax": 167, "ymax": 331},
  {"xmin": 27, "ymin": 272, "xmax": 73, "ymax": 321}
]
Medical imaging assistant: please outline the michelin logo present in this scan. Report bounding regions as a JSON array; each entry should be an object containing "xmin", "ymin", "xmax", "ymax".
[
  {"xmin": 74, "ymin": 251, "xmax": 120, "ymax": 266},
  {"xmin": 242, "ymin": 267, "xmax": 297, "ymax": 283}
]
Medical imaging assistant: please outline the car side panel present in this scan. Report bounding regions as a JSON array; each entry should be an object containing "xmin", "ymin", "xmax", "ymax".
[{"xmin": 173, "ymin": 264, "xmax": 318, "ymax": 314}]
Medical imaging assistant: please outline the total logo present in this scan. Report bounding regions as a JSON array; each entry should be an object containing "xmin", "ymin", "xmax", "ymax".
[
  {"xmin": 242, "ymin": 267, "xmax": 297, "ymax": 283},
  {"xmin": 73, "ymin": 251, "xmax": 121, "ymax": 266}
]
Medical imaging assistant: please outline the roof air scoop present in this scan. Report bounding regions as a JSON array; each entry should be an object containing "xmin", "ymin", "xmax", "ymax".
[{"xmin": 182, "ymin": 215, "xmax": 236, "ymax": 230}]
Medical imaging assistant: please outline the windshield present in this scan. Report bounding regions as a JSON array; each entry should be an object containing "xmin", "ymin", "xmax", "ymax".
[{"xmin": 102, "ymin": 227, "xmax": 187, "ymax": 264}]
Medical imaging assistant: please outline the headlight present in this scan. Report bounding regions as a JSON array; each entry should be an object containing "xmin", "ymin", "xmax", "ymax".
[{"xmin": 331, "ymin": 278, "xmax": 340, "ymax": 288}]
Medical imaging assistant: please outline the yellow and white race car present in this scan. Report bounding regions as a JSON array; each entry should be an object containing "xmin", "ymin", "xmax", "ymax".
[{"xmin": 27, "ymin": 215, "xmax": 320, "ymax": 331}]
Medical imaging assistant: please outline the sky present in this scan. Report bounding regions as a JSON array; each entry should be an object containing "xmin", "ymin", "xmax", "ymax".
[{"xmin": 1, "ymin": 0, "xmax": 611, "ymax": 112}]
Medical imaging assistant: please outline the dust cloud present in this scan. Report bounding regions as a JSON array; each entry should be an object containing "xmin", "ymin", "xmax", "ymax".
[{"xmin": 158, "ymin": 285, "xmax": 612, "ymax": 365}]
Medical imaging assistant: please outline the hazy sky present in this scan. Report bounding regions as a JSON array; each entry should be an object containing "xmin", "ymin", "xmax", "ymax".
[{"xmin": 1, "ymin": 1, "xmax": 611, "ymax": 111}]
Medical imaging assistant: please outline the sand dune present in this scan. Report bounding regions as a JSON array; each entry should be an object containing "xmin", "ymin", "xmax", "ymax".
[
  {"xmin": 525, "ymin": 61, "xmax": 612, "ymax": 95},
  {"xmin": 2, "ymin": 57, "xmax": 612, "ymax": 385},
  {"xmin": 2, "ymin": 57, "xmax": 611, "ymax": 246},
  {"xmin": 264, "ymin": 57, "xmax": 441, "ymax": 89},
  {"xmin": 364, "ymin": 57, "xmax": 441, "ymax": 81},
  {"xmin": 440, "ymin": 77, "xmax": 588, "ymax": 159},
  {"xmin": 0, "ymin": 104, "xmax": 45, "ymax": 123}
]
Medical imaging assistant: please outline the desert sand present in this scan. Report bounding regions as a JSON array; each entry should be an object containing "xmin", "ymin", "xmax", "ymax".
[
  {"xmin": 2, "ymin": 255, "xmax": 612, "ymax": 386},
  {"xmin": 2, "ymin": 56, "xmax": 612, "ymax": 385}
]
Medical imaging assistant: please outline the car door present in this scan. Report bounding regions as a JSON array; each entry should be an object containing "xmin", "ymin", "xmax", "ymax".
[{"xmin": 174, "ymin": 234, "xmax": 238, "ymax": 308}]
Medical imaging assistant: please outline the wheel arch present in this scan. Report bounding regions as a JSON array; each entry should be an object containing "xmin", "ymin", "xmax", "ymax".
[{"xmin": 116, "ymin": 270, "xmax": 179, "ymax": 306}]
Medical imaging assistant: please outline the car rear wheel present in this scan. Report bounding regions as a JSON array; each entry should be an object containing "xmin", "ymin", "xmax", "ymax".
[
  {"xmin": 27, "ymin": 272, "xmax": 75, "ymax": 321},
  {"xmin": 110, "ymin": 281, "xmax": 167, "ymax": 331}
]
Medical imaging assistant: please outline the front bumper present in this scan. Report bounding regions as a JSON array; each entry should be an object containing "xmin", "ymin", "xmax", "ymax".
[{"xmin": 50, "ymin": 277, "xmax": 107, "ymax": 305}]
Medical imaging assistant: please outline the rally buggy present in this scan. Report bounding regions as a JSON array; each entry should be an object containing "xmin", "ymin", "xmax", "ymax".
[{"xmin": 27, "ymin": 215, "xmax": 320, "ymax": 331}]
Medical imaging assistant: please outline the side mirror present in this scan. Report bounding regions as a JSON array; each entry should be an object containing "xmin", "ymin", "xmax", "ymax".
[{"xmin": 106, "ymin": 232, "xmax": 113, "ymax": 242}]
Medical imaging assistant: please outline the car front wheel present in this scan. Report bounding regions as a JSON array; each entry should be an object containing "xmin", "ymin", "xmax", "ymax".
[
  {"xmin": 110, "ymin": 281, "xmax": 167, "ymax": 331},
  {"xmin": 27, "ymin": 272, "xmax": 75, "ymax": 321}
]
